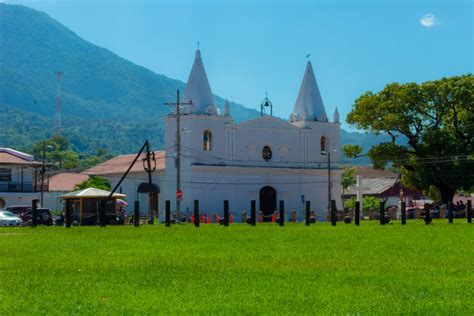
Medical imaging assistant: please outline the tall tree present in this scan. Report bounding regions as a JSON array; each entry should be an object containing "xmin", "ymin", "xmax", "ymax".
[{"xmin": 345, "ymin": 75, "xmax": 473, "ymax": 204}]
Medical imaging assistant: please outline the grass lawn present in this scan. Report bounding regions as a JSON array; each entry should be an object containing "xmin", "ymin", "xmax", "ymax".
[{"xmin": 0, "ymin": 220, "xmax": 473, "ymax": 315}]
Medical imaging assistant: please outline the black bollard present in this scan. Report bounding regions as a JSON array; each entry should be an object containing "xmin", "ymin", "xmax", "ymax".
[
  {"xmin": 251, "ymin": 200, "xmax": 256, "ymax": 226},
  {"xmin": 330, "ymin": 200, "xmax": 337, "ymax": 226},
  {"xmin": 224, "ymin": 200, "xmax": 229, "ymax": 227},
  {"xmin": 355, "ymin": 201, "xmax": 360, "ymax": 226},
  {"xmin": 165, "ymin": 200, "xmax": 171, "ymax": 227},
  {"xmin": 100, "ymin": 201, "xmax": 106, "ymax": 227},
  {"xmin": 279, "ymin": 200, "xmax": 285, "ymax": 227},
  {"xmin": 305, "ymin": 201, "xmax": 310, "ymax": 226},
  {"xmin": 134, "ymin": 201, "xmax": 140, "ymax": 227},
  {"xmin": 467, "ymin": 200, "xmax": 472, "ymax": 224},
  {"xmin": 194, "ymin": 200, "xmax": 200, "ymax": 227},
  {"xmin": 65, "ymin": 199, "xmax": 71, "ymax": 228},
  {"xmin": 401, "ymin": 201, "xmax": 406, "ymax": 225},
  {"xmin": 379, "ymin": 200, "xmax": 385, "ymax": 225},
  {"xmin": 448, "ymin": 201, "xmax": 453, "ymax": 224},
  {"xmin": 32, "ymin": 199, "xmax": 38, "ymax": 228},
  {"xmin": 423, "ymin": 203, "xmax": 432, "ymax": 224}
]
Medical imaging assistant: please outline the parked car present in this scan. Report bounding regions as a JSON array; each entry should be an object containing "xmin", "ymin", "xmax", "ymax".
[
  {"xmin": 21, "ymin": 208, "xmax": 53, "ymax": 226},
  {"xmin": 6, "ymin": 205, "xmax": 53, "ymax": 226},
  {"xmin": 0, "ymin": 211, "xmax": 23, "ymax": 226}
]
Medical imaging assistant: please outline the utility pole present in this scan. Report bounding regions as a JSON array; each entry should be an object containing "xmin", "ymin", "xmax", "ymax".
[
  {"xmin": 40, "ymin": 141, "xmax": 46, "ymax": 207},
  {"xmin": 55, "ymin": 71, "xmax": 63, "ymax": 136},
  {"xmin": 143, "ymin": 140, "xmax": 156, "ymax": 223},
  {"xmin": 327, "ymin": 151, "xmax": 332, "ymax": 211},
  {"xmin": 165, "ymin": 90, "xmax": 191, "ymax": 219}
]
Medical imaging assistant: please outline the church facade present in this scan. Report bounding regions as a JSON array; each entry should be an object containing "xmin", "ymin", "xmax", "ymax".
[
  {"xmin": 161, "ymin": 50, "xmax": 341, "ymax": 221},
  {"xmin": 86, "ymin": 49, "xmax": 341, "ymax": 222}
]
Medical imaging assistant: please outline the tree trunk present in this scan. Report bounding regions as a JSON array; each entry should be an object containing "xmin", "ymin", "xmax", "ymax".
[{"xmin": 437, "ymin": 184, "xmax": 456, "ymax": 205}]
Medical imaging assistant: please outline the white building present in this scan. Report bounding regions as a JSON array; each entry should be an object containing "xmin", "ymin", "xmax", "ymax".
[
  {"xmin": 0, "ymin": 148, "xmax": 43, "ymax": 208},
  {"xmin": 87, "ymin": 50, "xmax": 341, "ymax": 221}
]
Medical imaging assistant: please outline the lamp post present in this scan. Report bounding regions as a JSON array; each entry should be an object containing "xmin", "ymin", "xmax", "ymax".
[
  {"xmin": 40, "ymin": 142, "xmax": 53, "ymax": 207},
  {"xmin": 321, "ymin": 149, "xmax": 337, "ymax": 212}
]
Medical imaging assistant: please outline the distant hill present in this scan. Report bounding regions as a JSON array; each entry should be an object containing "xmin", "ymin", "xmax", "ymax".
[{"xmin": 0, "ymin": 3, "xmax": 389, "ymax": 162}]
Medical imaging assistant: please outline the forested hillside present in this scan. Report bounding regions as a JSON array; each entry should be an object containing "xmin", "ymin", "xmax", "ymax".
[{"xmin": 0, "ymin": 3, "xmax": 385, "ymax": 161}]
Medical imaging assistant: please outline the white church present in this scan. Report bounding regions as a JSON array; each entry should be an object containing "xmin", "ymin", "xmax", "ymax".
[{"xmin": 87, "ymin": 50, "xmax": 341, "ymax": 221}]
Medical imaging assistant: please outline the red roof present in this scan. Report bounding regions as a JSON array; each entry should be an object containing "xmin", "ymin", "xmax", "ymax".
[
  {"xmin": 85, "ymin": 151, "xmax": 165, "ymax": 176},
  {"xmin": 0, "ymin": 152, "xmax": 41, "ymax": 166},
  {"xmin": 48, "ymin": 172, "xmax": 89, "ymax": 192}
]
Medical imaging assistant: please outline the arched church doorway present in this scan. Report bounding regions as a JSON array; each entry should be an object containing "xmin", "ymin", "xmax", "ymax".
[{"xmin": 259, "ymin": 186, "xmax": 276, "ymax": 222}]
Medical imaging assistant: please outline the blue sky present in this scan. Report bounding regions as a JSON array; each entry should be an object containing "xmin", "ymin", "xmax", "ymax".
[{"xmin": 7, "ymin": 0, "xmax": 474, "ymax": 129}]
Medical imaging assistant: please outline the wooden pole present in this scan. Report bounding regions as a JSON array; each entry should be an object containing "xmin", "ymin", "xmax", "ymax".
[
  {"xmin": 448, "ymin": 201, "xmax": 453, "ymax": 224},
  {"xmin": 251, "ymin": 200, "xmax": 256, "ymax": 226},
  {"xmin": 194, "ymin": 200, "xmax": 200, "ymax": 227},
  {"xmin": 134, "ymin": 201, "xmax": 139, "ymax": 227},
  {"xmin": 32, "ymin": 199, "xmax": 38, "ymax": 228},
  {"xmin": 380, "ymin": 200, "xmax": 385, "ymax": 225},
  {"xmin": 165, "ymin": 200, "xmax": 171, "ymax": 227},
  {"xmin": 467, "ymin": 200, "xmax": 472, "ymax": 224},
  {"xmin": 305, "ymin": 201, "xmax": 310, "ymax": 226},
  {"xmin": 355, "ymin": 201, "xmax": 360, "ymax": 226},
  {"xmin": 279, "ymin": 200, "xmax": 284, "ymax": 227},
  {"xmin": 224, "ymin": 200, "xmax": 229, "ymax": 227},
  {"xmin": 401, "ymin": 201, "xmax": 406, "ymax": 225},
  {"xmin": 330, "ymin": 200, "xmax": 337, "ymax": 226}
]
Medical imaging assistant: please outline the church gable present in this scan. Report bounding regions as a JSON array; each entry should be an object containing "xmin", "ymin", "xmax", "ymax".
[{"xmin": 238, "ymin": 115, "xmax": 299, "ymax": 130}]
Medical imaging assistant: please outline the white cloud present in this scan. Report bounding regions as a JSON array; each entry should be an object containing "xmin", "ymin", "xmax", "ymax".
[{"xmin": 420, "ymin": 13, "xmax": 438, "ymax": 28}]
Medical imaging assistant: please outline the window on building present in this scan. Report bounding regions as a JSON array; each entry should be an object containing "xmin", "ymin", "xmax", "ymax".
[
  {"xmin": 262, "ymin": 146, "xmax": 272, "ymax": 161},
  {"xmin": 320, "ymin": 136, "xmax": 327, "ymax": 153},
  {"xmin": 203, "ymin": 130, "xmax": 212, "ymax": 151},
  {"xmin": 0, "ymin": 168, "xmax": 12, "ymax": 182}
]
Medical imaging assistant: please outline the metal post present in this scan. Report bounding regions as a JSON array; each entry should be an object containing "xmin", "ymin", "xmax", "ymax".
[
  {"xmin": 165, "ymin": 90, "xmax": 191, "ymax": 220},
  {"xmin": 194, "ymin": 200, "xmax": 200, "ymax": 227},
  {"xmin": 448, "ymin": 201, "xmax": 453, "ymax": 224},
  {"xmin": 330, "ymin": 200, "xmax": 337, "ymax": 226},
  {"xmin": 144, "ymin": 140, "xmax": 155, "ymax": 224},
  {"xmin": 32, "ymin": 199, "xmax": 38, "ymax": 228},
  {"xmin": 165, "ymin": 200, "xmax": 171, "ymax": 227},
  {"xmin": 305, "ymin": 201, "xmax": 310, "ymax": 226},
  {"xmin": 380, "ymin": 200, "xmax": 385, "ymax": 225},
  {"xmin": 224, "ymin": 200, "xmax": 229, "ymax": 227},
  {"xmin": 328, "ymin": 151, "xmax": 331, "ymax": 213},
  {"xmin": 423, "ymin": 203, "xmax": 432, "ymax": 224},
  {"xmin": 40, "ymin": 141, "xmax": 46, "ymax": 207},
  {"xmin": 100, "ymin": 201, "xmax": 106, "ymax": 227},
  {"xmin": 134, "ymin": 201, "xmax": 140, "ymax": 227},
  {"xmin": 279, "ymin": 200, "xmax": 284, "ymax": 227},
  {"xmin": 355, "ymin": 201, "xmax": 360, "ymax": 226},
  {"xmin": 65, "ymin": 199, "xmax": 71, "ymax": 228},
  {"xmin": 251, "ymin": 200, "xmax": 256, "ymax": 226},
  {"xmin": 401, "ymin": 201, "xmax": 406, "ymax": 225},
  {"xmin": 467, "ymin": 200, "xmax": 472, "ymax": 224}
]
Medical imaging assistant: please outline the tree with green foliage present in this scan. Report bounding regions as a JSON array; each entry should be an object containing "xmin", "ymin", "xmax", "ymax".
[
  {"xmin": 32, "ymin": 135, "xmax": 80, "ymax": 170},
  {"xmin": 344, "ymin": 196, "xmax": 380, "ymax": 216},
  {"xmin": 341, "ymin": 167, "xmax": 356, "ymax": 209},
  {"xmin": 344, "ymin": 75, "xmax": 474, "ymax": 204},
  {"xmin": 74, "ymin": 176, "xmax": 111, "ymax": 191}
]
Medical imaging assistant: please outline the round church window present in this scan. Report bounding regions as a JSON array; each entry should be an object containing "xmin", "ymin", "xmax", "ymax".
[{"xmin": 262, "ymin": 146, "xmax": 272, "ymax": 161}]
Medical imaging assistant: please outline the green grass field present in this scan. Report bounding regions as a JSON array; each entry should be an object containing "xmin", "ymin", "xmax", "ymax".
[{"xmin": 0, "ymin": 221, "xmax": 473, "ymax": 315}]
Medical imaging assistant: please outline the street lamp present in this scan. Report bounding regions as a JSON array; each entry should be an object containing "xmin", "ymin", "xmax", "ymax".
[
  {"xmin": 321, "ymin": 149, "xmax": 337, "ymax": 212},
  {"xmin": 40, "ymin": 142, "xmax": 54, "ymax": 207}
]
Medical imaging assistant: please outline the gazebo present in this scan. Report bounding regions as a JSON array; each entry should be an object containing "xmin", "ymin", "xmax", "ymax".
[{"xmin": 58, "ymin": 188, "xmax": 126, "ymax": 225}]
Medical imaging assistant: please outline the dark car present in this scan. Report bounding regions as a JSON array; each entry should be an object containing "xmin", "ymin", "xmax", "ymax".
[
  {"xmin": 6, "ymin": 205, "xmax": 31, "ymax": 216},
  {"xmin": 8, "ymin": 207, "xmax": 53, "ymax": 226}
]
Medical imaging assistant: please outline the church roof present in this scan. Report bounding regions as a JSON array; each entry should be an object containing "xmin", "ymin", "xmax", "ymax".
[
  {"xmin": 291, "ymin": 61, "xmax": 327, "ymax": 122},
  {"xmin": 182, "ymin": 49, "xmax": 217, "ymax": 115}
]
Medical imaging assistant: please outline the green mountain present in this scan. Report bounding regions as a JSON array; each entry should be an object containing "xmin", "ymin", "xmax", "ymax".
[
  {"xmin": 0, "ymin": 4, "xmax": 259, "ymax": 153},
  {"xmin": 0, "ymin": 3, "xmax": 386, "ymax": 162}
]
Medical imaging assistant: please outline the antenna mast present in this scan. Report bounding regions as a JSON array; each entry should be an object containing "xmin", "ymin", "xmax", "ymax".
[{"xmin": 55, "ymin": 71, "xmax": 63, "ymax": 136}]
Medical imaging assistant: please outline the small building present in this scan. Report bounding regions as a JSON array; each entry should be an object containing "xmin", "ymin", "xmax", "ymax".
[
  {"xmin": 42, "ymin": 172, "xmax": 89, "ymax": 211},
  {"xmin": 58, "ymin": 188, "xmax": 126, "ymax": 225},
  {"xmin": 0, "ymin": 148, "xmax": 44, "ymax": 208}
]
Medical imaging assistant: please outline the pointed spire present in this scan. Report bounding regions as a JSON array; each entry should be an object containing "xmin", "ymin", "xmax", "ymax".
[
  {"xmin": 333, "ymin": 107, "xmax": 340, "ymax": 123},
  {"xmin": 223, "ymin": 99, "xmax": 230, "ymax": 116},
  {"xmin": 182, "ymin": 49, "xmax": 217, "ymax": 115},
  {"xmin": 290, "ymin": 61, "xmax": 327, "ymax": 122}
]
